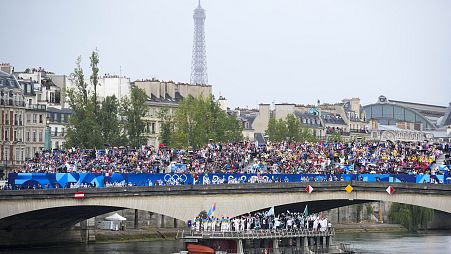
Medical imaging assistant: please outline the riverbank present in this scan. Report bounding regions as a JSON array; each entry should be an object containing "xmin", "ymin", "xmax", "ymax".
[
  {"xmin": 334, "ymin": 223, "xmax": 405, "ymax": 233},
  {"xmin": 95, "ymin": 228, "xmax": 178, "ymax": 242}
]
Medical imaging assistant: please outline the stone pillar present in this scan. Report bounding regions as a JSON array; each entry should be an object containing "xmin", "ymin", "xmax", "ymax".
[
  {"xmin": 273, "ymin": 239, "xmax": 280, "ymax": 254},
  {"xmin": 134, "ymin": 209, "xmax": 139, "ymax": 229},
  {"xmin": 80, "ymin": 220, "xmax": 88, "ymax": 244},
  {"xmin": 237, "ymin": 239, "xmax": 244, "ymax": 254},
  {"xmin": 160, "ymin": 214, "xmax": 165, "ymax": 228}
]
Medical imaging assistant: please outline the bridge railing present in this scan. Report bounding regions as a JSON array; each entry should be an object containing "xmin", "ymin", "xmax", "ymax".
[{"xmin": 5, "ymin": 171, "xmax": 451, "ymax": 190}]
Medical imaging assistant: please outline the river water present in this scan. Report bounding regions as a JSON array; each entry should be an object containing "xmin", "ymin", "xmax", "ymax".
[{"xmin": 2, "ymin": 232, "xmax": 450, "ymax": 254}]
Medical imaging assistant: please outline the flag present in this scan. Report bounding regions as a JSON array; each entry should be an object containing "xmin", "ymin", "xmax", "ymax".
[
  {"xmin": 207, "ymin": 202, "xmax": 216, "ymax": 217},
  {"xmin": 303, "ymin": 205, "xmax": 308, "ymax": 217},
  {"xmin": 267, "ymin": 206, "xmax": 275, "ymax": 216}
]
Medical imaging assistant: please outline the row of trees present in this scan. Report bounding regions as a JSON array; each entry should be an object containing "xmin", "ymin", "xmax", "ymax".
[
  {"xmin": 159, "ymin": 95, "xmax": 243, "ymax": 148},
  {"xmin": 388, "ymin": 203, "xmax": 434, "ymax": 232},
  {"xmin": 265, "ymin": 114, "xmax": 317, "ymax": 143},
  {"xmin": 66, "ymin": 51, "xmax": 242, "ymax": 149},
  {"xmin": 66, "ymin": 51, "xmax": 148, "ymax": 148}
]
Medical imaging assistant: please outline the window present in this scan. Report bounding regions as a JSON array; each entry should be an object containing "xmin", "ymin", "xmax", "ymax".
[
  {"xmin": 54, "ymin": 127, "xmax": 58, "ymax": 136},
  {"xmin": 55, "ymin": 141, "xmax": 59, "ymax": 149},
  {"xmin": 27, "ymin": 113, "xmax": 31, "ymax": 123},
  {"xmin": 61, "ymin": 128, "xmax": 65, "ymax": 136},
  {"xmin": 405, "ymin": 110, "xmax": 415, "ymax": 123},
  {"xmin": 370, "ymin": 105, "xmax": 382, "ymax": 118},
  {"xmin": 382, "ymin": 105, "xmax": 394, "ymax": 119},
  {"xmin": 26, "ymin": 131, "xmax": 30, "ymax": 142},
  {"xmin": 151, "ymin": 122, "xmax": 155, "ymax": 134},
  {"xmin": 4, "ymin": 130, "xmax": 8, "ymax": 141},
  {"xmin": 32, "ymin": 130, "xmax": 36, "ymax": 142},
  {"xmin": 33, "ymin": 114, "xmax": 37, "ymax": 123},
  {"xmin": 15, "ymin": 148, "xmax": 20, "ymax": 162},
  {"xmin": 38, "ymin": 131, "xmax": 42, "ymax": 142},
  {"xmin": 39, "ymin": 114, "xmax": 43, "ymax": 124},
  {"xmin": 61, "ymin": 114, "xmax": 65, "ymax": 122}
]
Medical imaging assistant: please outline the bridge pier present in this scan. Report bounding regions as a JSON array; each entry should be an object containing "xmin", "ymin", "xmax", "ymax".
[{"xmin": 134, "ymin": 209, "xmax": 138, "ymax": 229}]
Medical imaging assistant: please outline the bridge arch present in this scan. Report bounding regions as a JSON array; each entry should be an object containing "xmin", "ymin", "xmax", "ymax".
[{"xmin": 0, "ymin": 182, "xmax": 450, "ymax": 229}]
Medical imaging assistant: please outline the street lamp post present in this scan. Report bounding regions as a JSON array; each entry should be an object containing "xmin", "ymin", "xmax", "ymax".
[{"xmin": 44, "ymin": 115, "xmax": 51, "ymax": 150}]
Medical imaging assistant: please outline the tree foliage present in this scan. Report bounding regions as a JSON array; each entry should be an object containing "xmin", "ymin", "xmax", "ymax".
[
  {"xmin": 66, "ymin": 52, "xmax": 148, "ymax": 149},
  {"xmin": 158, "ymin": 107, "xmax": 173, "ymax": 147},
  {"xmin": 66, "ymin": 56, "xmax": 102, "ymax": 148},
  {"xmin": 120, "ymin": 87, "xmax": 148, "ymax": 148},
  {"xmin": 265, "ymin": 114, "xmax": 317, "ymax": 143},
  {"xmin": 170, "ymin": 96, "xmax": 242, "ymax": 148},
  {"xmin": 98, "ymin": 95, "xmax": 124, "ymax": 146},
  {"xmin": 388, "ymin": 203, "xmax": 434, "ymax": 232}
]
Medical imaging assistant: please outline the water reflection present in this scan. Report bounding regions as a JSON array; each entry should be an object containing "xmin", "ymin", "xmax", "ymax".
[
  {"xmin": 335, "ymin": 232, "xmax": 451, "ymax": 254},
  {"xmin": 2, "ymin": 232, "xmax": 451, "ymax": 254}
]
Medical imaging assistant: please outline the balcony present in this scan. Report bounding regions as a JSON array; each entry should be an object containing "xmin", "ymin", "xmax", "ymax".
[
  {"xmin": 0, "ymin": 99, "xmax": 25, "ymax": 107},
  {"xmin": 51, "ymin": 132, "xmax": 66, "ymax": 137},
  {"xmin": 26, "ymin": 104, "xmax": 47, "ymax": 111},
  {"xmin": 350, "ymin": 129, "xmax": 369, "ymax": 134}
]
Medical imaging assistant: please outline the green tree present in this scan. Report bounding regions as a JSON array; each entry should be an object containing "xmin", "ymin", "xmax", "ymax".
[
  {"xmin": 389, "ymin": 203, "xmax": 434, "ymax": 232},
  {"xmin": 90, "ymin": 50, "xmax": 100, "ymax": 114},
  {"xmin": 170, "ymin": 95, "xmax": 242, "ymax": 148},
  {"xmin": 121, "ymin": 87, "xmax": 148, "ymax": 148},
  {"xmin": 265, "ymin": 114, "xmax": 317, "ymax": 143},
  {"xmin": 286, "ymin": 114, "xmax": 300, "ymax": 142},
  {"xmin": 158, "ymin": 107, "xmax": 172, "ymax": 147},
  {"xmin": 328, "ymin": 132, "xmax": 342, "ymax": 142},
  {"xmin": 66, "ymin": 55, "xmax": 102, "ymax": 148},
  {"xmin": 265, "ymin": 117, "xmax": 280, "ymax": 142},
  {"xmin": 99, "ymin": 95, "xmax": 123, "ymax": 146}
]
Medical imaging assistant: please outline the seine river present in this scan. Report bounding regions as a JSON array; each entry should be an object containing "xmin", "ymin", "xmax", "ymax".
[{"xmin": 2, "ymin": 232, "xmax": 451, "ymax": 254}]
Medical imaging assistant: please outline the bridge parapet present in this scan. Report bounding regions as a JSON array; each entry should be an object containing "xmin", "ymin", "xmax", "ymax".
[{"xmin": 1, "ymin": 181, "xmax": 451, "ymax": 200}]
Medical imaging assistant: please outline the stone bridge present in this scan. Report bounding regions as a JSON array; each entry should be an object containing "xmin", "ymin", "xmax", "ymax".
[{"xmin": 0, "ymin": 181, "xmax": 450, "ymax": 246}]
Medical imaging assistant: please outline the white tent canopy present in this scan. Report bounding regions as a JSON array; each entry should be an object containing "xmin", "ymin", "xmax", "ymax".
[{"xmin": 105, "ymin": 213, "xmax": 127, "ymax": 221}]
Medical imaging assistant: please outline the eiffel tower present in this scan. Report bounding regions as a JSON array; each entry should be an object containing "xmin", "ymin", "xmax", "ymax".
[{"xmin": 190, "ymin": 0, "xmax": 208, "ymax": 85}]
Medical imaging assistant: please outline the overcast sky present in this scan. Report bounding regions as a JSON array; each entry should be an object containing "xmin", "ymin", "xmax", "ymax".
[{"xmin": 1, "ymin": 0, "xmax": 450, "ymax": 108}]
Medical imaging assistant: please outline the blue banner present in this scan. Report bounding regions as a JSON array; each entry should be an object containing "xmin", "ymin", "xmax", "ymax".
[{"xmin": 5, "ymin": 171, "xmax": 450, "ymax": 189}]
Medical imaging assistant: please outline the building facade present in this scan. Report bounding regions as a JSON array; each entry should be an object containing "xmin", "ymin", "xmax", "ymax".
[
  {"xmin": 0, "ymin": 70, "xmax": 26, "ymax": 172},
  {"xmin": 14, "ymin": 67, "xmax": 72, "ymax": 151},
  {"xmin": 133, "ymin": 79, "xmax": 212, "ymax": 147},
  {"xmin": 364, "ymin": 95, "xmax": 451, "ymax": 142},
  {"xmin": 233, "ymin": 98, "xmax": 370, "ymax": 142}
]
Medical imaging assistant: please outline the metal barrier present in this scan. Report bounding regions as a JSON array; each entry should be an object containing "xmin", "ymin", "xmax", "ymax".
[{"xmin": 177, "ymin": 228, "xmax": 335, "ymax": 240}]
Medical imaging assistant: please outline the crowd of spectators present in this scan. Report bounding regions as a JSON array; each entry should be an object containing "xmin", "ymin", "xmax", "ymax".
[{"xmin": 17, "ymin": 141, "xmax": 450, "ymax": 176}]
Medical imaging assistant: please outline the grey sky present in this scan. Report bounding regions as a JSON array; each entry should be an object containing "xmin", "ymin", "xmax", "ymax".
[{"xmin": 1, "ymin": 0, "xmax": 450, "ymax": 108}]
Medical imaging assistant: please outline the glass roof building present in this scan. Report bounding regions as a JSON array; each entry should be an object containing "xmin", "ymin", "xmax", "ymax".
[{"xmin": 363, "ymin": 95, "xmax": 444, "ymax": 131}]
